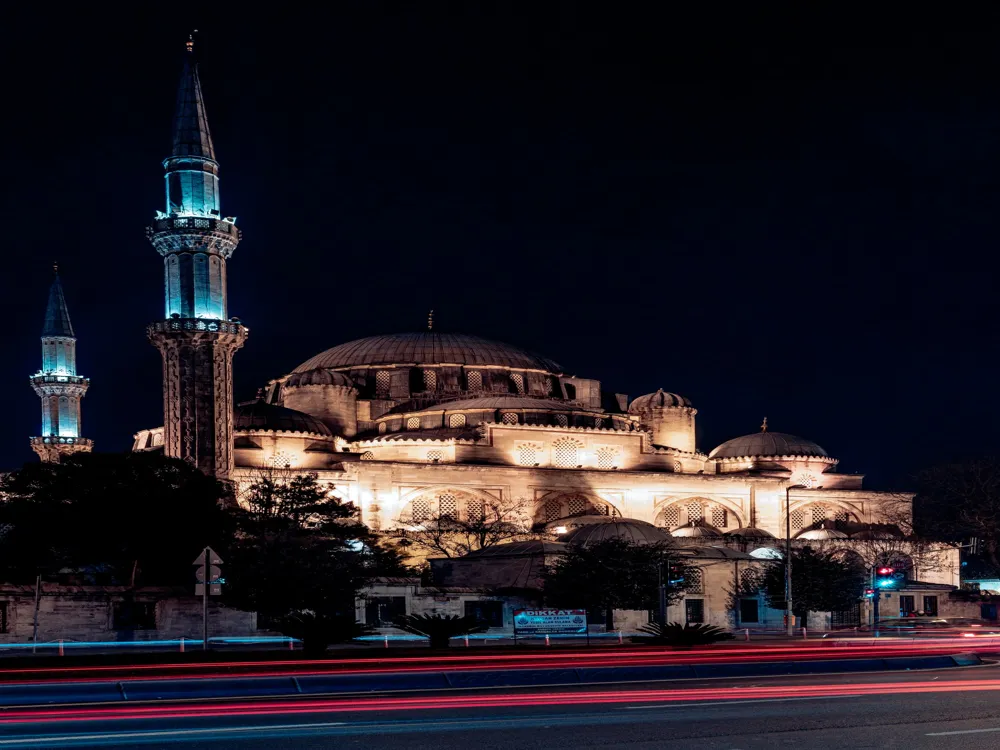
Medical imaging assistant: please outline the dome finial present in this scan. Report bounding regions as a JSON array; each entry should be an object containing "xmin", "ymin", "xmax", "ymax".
[
  {"xmin": 52, "ymin": 260, "xmax": 58, "ymax": 275},
  {"xmin": 186, "ymin": 30, "xmax": 198, "ymax": 53},
  {"xmin": 427, "ymin": 309, "xmax": 434, "ymax": 331},
  {"xmin": 760, "ymin": 416, "xmax": 768, "ymax": 433}
]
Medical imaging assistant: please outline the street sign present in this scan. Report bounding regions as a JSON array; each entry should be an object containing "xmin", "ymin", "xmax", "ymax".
[
  {"xmin": 513, "ymin": 609, "xmax": 587, "ymax": 635},
  {"xmin": 195, "ymin": 565, "xmax": 222, "ymax": 583},
  {"xmin": 195, "ymin": 584, "xmax": 222, "ymax": 596},
  {"xmin": 192, "ymin": 548, "xmax": 223, "ymax": 566}
]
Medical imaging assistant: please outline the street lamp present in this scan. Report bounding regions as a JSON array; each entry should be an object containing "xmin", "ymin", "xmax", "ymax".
[{"xmin": 785, "ymin": 484, "xmax": 806, "ymax": 636}]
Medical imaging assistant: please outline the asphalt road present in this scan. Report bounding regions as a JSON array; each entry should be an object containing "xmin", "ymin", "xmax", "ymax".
[{"xmin": 5, "ymin": 666, "xmax": 1000, "ymax": 748}]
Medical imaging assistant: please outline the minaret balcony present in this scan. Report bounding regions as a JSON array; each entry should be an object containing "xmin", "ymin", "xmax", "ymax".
[
  {"xmin": 147, "ymin": 216, "xmax": 241, "ymax": 258},
  {"xmin": 148, "ymin": 317, "xmax": 248, "ymax": 339},
  {"xmin": 31, "ymin": 373, "xmax": 88, "ymax": 386},
  {"xmin": 31, "ymin": 436, "xmax": 93, "ymax": 448}
]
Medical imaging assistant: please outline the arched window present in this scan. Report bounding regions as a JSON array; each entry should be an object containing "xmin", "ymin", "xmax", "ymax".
[
  {"xmin": 554, "ymin": 414, "xmax": 569, "ymax": 427},
  {"xmin": 449, "ymin": 413, "xmax": 467, "ymax": 428},
  {"xmin": 711, "ymin": 507, "xmax": 727, "ymax": 528},
  {"xmin": 407, "ymin": 417, "xmax": 420, "ymax": 430},
  {"xmin": 790, "ymin": 509, "xmax": 805, "ymax": 529},
  {"xmin": 378, "ymin": 422, "xmax": 387, "ymax": 434},
  {"xmin": 660, "ymin": 505, "xmax": 681, "ymax": 528},
  {"xmin": 438, "ymin": 492, "xmax": 458, "ymax": 519},
  {"xmin": 795, "ymin": 472, "xmax": 817, "ymax": 488},
  {"xmin": 686, "ymin": 501, "xmax": 704, "ymax": 523},
  {"xmin": 360, "ymin": 451, "xmax": 375, "ymax": 461},
  {"xmin": 502, "ymin": 412, "xmax": 519, "ymax": 425},
  {"xmin": 510, "ymin": 373, "xmax": 525, "ymax": 395},
  {"xmin": 596, "ymin": 447, "xmax": 617, "ymax": 470},
  {"xmin": 552, "ymin": 438, "xmax": 582, "ymax": 467},
  {"xmin": 266, "ymin": 451, "xmax": 292, "ymax": 469},
  {"xmin": 516, "ymin": 444, "xmax": 538, "ymax": 466},
  {"xmin": 811, "ymin": 505, "xmax": 829, "ymax": 525}
]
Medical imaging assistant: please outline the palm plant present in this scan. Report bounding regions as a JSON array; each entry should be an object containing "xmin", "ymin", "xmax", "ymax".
[
  {"xmin": 394, "ymin": 613, "xmax": 488, "ymax": 648},
  {"xmin": 635, "ymin": 621, "xmax": 734, "ymax": 646}
]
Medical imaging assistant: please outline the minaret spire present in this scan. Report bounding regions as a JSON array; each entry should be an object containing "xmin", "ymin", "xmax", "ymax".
[
  {"xmin": 30, "ymin": 267, "xmax": 92, "ymax": 462},
  {"xmin": 147, "ymin": 37, "xmax": 246, "ymax": 479}
]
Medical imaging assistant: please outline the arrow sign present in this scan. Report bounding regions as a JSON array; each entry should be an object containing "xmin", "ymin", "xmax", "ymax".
[
  {"xmin": 195, "ymin": 565, "xmax": 222, "ymax": 583},
  {"xmin": 193, "ymin": 547, "xmax": 223, "ymax": 566}
]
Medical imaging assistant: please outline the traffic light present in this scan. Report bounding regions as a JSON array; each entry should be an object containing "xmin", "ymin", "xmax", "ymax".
[
  {"xmin": 666, "ymin": 561, "xmax": 685, "ymax": 586},
  {"xmin": 875, "ymin": 566, "xmax": 899, "ymax": 589},
  {"xmin": 864, "ymin": 588, "xmax": 876, "ymax": 598}
]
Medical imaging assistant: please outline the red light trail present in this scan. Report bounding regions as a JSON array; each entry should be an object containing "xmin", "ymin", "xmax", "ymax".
[{"xmin": 3, "ymin": 679, "xmax": 1000, "ymax": 726}]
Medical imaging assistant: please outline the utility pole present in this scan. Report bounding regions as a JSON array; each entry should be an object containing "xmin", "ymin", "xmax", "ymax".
[
  {"xmin": 657, "ymin": 560, "xmax": 668, "ymax": 627},
  {"xmin": 785, "ymin": 484, "xmax": 806, "ymax": 636},
  {"xmin": 193, "ymin": 547, "xmax": 223, "ymax": 652},
  {"xmin": 31, "ymin": 574, "xmax": 41, "ymax": 653}
]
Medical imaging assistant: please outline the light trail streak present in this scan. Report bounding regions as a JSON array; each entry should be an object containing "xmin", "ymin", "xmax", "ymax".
[{"xmin": 3, "ymin": 679, "xmax": 1000, "ymax": 726}]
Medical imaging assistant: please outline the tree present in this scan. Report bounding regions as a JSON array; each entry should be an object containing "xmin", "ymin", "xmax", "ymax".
[
  {"xmin": 0, "ymin": 452, "xmax": 233, "ymax": 584},
  {"xmin": 761, "ymin": 546, "xmax": 866, "ymax": 618},
  {"xmin": 396, "ymin": 495, "xmax": 532, "ymax": 558},
  {"xmin": 542, "ymin": 539, "xmax": 692, "ymax": 625},
  {"xmin": 225, "ymin": 471, "xmax": 410, "ymax": 653},
  {"xmin": 916, "ymin": 458, "xmax": 1000, "ymax": 570}
]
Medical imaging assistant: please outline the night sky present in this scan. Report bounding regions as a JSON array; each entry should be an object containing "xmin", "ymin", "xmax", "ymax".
[{"xmin": 3, "ymin": 6, "xmax": 999, "ymax": 487}]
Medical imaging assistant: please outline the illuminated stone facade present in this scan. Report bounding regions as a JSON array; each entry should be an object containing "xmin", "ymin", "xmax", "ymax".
[{"xmin": 30, "ymin": 270, "xmax": 92, "ymax": 462}]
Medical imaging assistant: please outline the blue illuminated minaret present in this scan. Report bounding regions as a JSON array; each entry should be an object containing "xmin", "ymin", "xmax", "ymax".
[
  {"xmin": 30, "ymin": 265, "xmax": 93, "ymax": 462},
  {"xmin": 147, "ymin": 36, "xmax": 246, "ymax": 479}
]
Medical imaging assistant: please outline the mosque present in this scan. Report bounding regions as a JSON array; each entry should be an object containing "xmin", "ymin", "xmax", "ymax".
[{"xmin": 26, "ymin": 42, "xmax": 961, "ymax": 633}]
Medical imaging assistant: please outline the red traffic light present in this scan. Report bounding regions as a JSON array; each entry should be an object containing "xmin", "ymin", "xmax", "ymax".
[{"xmin": 877, "ymin": 567, "xmax": 895, "ymax": 575}]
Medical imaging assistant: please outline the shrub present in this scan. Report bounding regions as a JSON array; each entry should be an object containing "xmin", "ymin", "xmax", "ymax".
[
  {"xmin": 276, "ymin": 611, "xmax": 374, "ymax": 656},
  {"xmin": 634, "ymin": 622, "xmax": 734, "ymax": 646},
  {"xmin": 394, "ymin": 613, "xmax": 488, "ymax": 648}
]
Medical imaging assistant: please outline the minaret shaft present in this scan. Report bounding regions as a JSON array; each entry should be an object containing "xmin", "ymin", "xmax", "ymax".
[{"xmin": 147, "ymin": 41, "xmax": 245, "ymax": 480}]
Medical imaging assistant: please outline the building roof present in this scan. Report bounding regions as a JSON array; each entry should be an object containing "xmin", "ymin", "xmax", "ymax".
[
  {"xmin": 292, "ymin": 332, "xmax": 563, "ymax": 373},
  {"xmin": 723, "ymin": 527, "xmax": 775, "ymax": 540},
  {"xmin": 709, "ymin": 431, "xmax": 829, "ymax": 460},
  {"xmin": 392, "ymin": 396, "xmax": 583, "ymax": 415},
  {"xmin": 671, "ymin": 524, "xmax": 724, "ymax": 538},
  {"xmin": 560, "ymin": 517, "xmax": 671, "ymax": 546},
  {"xmin": 628, "ymin": 389, "xmax": 692, "ymax": 412},
  {"xmin": 42, "ymin": 273, "xmax": 74, "ymax": 338},
  {"xmin": 234, "ymin": 399, "xmax": 332, "ymax": 436},
  {"xmin": 461, "ymin": 540, "xmax": 568, "ymax": 557},
  {"xmin": 172, "ymin": 47, "xmax": 215, "ymax": 160},
  {"xmin": 284, "ymin": 369, "xmax": 356, "ymax": 388}
]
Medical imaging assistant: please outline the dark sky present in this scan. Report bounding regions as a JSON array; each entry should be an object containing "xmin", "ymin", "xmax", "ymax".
[{"xmin": 3, "ymin": 6, "xmax": 999, "ymax": 488}]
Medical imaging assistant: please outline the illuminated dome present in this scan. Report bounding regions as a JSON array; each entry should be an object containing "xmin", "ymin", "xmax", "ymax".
[
  {"xmin": 671, "ymin": 524, "xmax": 724, "ymax": 539},
  {"xmin": 293, "ymin": 332, "xmax": 562, "ymax": 373},
  {"xmin": 797, "ymin": 528, "xmax": 849, "ymax": 540},
  {"xmin": 234, "ymin": 400, "xmax": 332, "ymax": 436},
  {"xmin": 560, "ymin": 517, "xmax": 670, "ymax": 546},
  {"xmin": 709, "ymin": 431, "xmax": 828, "ymax": 460},
  {"xmin": 628, "ymin": 389, "xmax": 692, "ymax": 413}
]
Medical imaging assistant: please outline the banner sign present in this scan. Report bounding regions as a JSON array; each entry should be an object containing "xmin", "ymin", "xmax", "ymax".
[{"xmin": 513, "ymin": 608, "xmax": 587, "ymax": 635}]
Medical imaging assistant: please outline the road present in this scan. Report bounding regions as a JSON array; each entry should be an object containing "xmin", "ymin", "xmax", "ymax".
[{"xmin": 4, "ymin": 665, "xmax": 1000, "ymax": 748}]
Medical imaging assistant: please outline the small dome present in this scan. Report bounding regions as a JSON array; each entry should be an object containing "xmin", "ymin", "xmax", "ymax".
[
  {"xmin": 797, "ymin": 528, "xmax": 849, "ymax": 540},
  {"xmin": 293, "ymin": 332, "xmax": 562, "ymax": 373},
  {"xmin": 851, "ymin": 528, "xmax": 903, "ymax": 541},
  {"xmin": 724, "ymin": 527, "xmax": 775, "ymax": 541},
  {"xmin": 545, "ymin": 515, "xmax": 622, "ymax": 533},
  {"xmin": 671, "ymin": 524, "xmax": 724, "ymax": 538},
  {"xmin": 284, "ymin": 369, "xmax": 356, "ymax": 388},
  {"xmin": 461, "ymin": 540, "xmax": 567, "ymax": 557},
  {"xmin": 561, "ymin": 517, "xmax": 671, "ymax": 547},
  {"xmin": 709, "ymin": 431, "xmax": 829, "ymax": 460},
  {"xmin": 628, "ymin": 389, "xmax": 692, "ymax": 413},
  {"xmin": 234, "ymin": 400, "xmax": 332, "ymax": 436}
]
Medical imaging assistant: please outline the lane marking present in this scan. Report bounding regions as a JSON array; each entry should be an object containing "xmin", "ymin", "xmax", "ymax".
[
  {"xmin": 0, "ymin": 722, "xmax": 346, "ymax": 746},
  {"xmin": 927, "ymin": 727, "xmax": 1000, "ymax": 736}
]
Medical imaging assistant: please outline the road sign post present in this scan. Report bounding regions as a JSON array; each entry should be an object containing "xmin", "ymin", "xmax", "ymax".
[{"xmin": 193, "ymin": 547, "xmax": 223, "ymax": 651}]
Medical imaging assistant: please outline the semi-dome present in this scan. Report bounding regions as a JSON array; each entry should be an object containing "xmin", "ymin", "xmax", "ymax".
[
  {"xmin": 284, "ymin": 369, "xmax": 356, "ymax": 388},
  {"xmin": 234, "ymin": 399, "xmax": 332, "ymax": 436},
  {"xmin": 293, "ymin": 332, "xmax": 562, "ymax": 373},
  {"xmin": 561, "ymin": 517, "xmax": 670, "ymax": 547},
  {"xmin": 628, "ymin": 389, "xmax": 692, "ymax": 413},
  {"xmin": 724, "ymin": 527, "xmax": 775, "ymax": 540},
  {"xmin": 797, "ymin": 528, "xmax": 849, "ymax": 540},
  {"xmin": 671, "ymin": 524, "xmax": 724, "ymax": 538},
  {"xmin": 709, "ymin": 431, "xmax": 828, "ymax": 460}
]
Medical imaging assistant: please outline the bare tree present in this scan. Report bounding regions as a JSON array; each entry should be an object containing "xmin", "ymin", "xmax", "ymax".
[
  {"xmin": 395, "ymin": 495, "xmax": 533, "ymax": 558},
  {"xmin": 848, "ymin": 492, "xmax": 953, "ymax": 579},
  {"xmin": 916, "ymin": 458, "xmax": 1000, "ymax": 569}
]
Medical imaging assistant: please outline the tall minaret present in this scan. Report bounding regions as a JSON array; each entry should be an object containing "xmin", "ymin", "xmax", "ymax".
[
  {"xmin": 30, "ymin": 265, "xmax": 93, "ymax": 462},
  {"xmin": 146, "ymin": 37, "xmax": 247, "ymax": 479}
]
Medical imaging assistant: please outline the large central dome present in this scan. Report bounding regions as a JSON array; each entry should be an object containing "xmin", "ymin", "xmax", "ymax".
[{"xmin": 293, "ymin": 332, "xmax": 563, "ymax": 373}]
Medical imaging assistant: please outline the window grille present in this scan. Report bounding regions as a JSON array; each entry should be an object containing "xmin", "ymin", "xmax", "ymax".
[
  {"xmin": 466, "ymin": 370, "xmax": 482, "ymax": 390},
  {"xmin": 517, "ymin": 444, "xmax": 537, "ymax": 466},
  {"xmin": 555, "ymin": 414, "xmax": 569, "ymax": 427},
  {"xmin": 438, "ymin": 493, "xmax": 458, "ymax": 519},
  {"xmin": 375, "ymin": 371, "xmax": 391, "ymax": 394},
  {"xmin": 407, "ymin": 417, "xmax": 420, "ymax": 430},
  {"xmin": 661, "ymin": 505, "xmax": 681, "ymax": 527},
  {"xmin": 423, "ymin": 370, "xmax": 437, "ymax": 392},
  {"xmin": 411, "ymin": 499, "xmax": 431, "ymax": 522},
  {"xmin": 427, "ymin": 450, "xmax": 443, "ymax": 463},
  {"xmin": 673, "ymin": 460, "xmax": 683, "ymax": 473},
  {"xmin": 266, "ymin": 452, "xmax": 292, "ymax": 469},
  {"xmin": 686, "ymin": 502, "xmax": 704, "ymax": 523},
  {"xmin": 811, "ymin": 505, "xmax": 829, "ymax": 524},
  {"xmin": 378, "ymin": 422, "xmax": 387, "ymax": 434},
  {"xmin": 553, "ymin": 438, "xmax": 581, "ymax": 467},
  {"xmin": 596, "ymin": 447, "xmax": 617, "ymax": 469},
  {"xmin": 685, "ymin": 568, "xmax": 704, "ymax": 593},
  {"xmin": 502, "ymin": 412, "xmax": 519, "ymax": 425},
  {"xmin": 511, "ymin": 373, "xmax": 525, "ymax": 394},
  {"xmin": 449, "ymin": 413, "xmax": 467, "ymax": 427},
  {"xmin": 360, "ymin": 451, "xmax": 375, "ymax": 461},
  {"xmin": 711, "ymin": 507, "xmax": 727, "ymax": 528},
  {"xmin": 790, "ymin": 510, "xmax": 805, "ymax": 529},
  {"xmin": 544, "ymin": 499, "xmax": 562, "ymax": 521},
  {"xmin": 466, "ymin": 499, "xmax": 484, "ymax": 520},
  {"xmin": 567, "ymin": 496, "xmax": 589, "ymax": 516}
]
